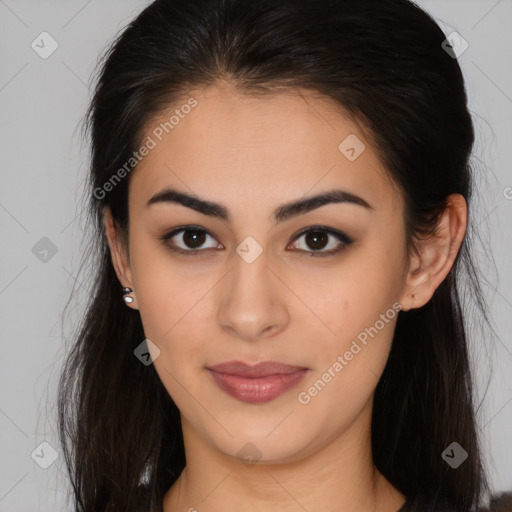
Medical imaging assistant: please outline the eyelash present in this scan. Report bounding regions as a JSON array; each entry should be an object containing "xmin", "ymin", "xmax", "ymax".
[{"xmin": 159, "ymin": 225, "xmax": 353, "ymax": 258}]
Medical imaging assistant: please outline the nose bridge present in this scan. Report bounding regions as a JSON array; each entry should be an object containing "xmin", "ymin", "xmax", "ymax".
[
  {"xmin": 232, "ymin": 237, "xmax": 270, "ymax": 296},
  {"xmin": 229, "ymin": 237, "xmax": 274, "ymax": 310},
  {"xmin": 218, "ymin": 237, "xmax": 288, "ymax": 340}
]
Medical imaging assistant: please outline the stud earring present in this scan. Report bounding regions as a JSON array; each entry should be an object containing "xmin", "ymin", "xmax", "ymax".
[{"xmin": 122, "ymin": 287, "xmax": 134, "ymax": 304}]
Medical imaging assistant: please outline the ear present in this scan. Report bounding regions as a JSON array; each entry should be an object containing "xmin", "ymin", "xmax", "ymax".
[
  {"xmin": 398, "ymin": 193, "xmax": 467, "ymax": 312},
  {"xmin": 104, "ymin": 207, "xmax": 139, "ymax": 310}
]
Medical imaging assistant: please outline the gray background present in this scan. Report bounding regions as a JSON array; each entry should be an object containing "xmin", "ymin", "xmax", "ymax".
[{"xmin": 0, "ymin": 1, "xmax": 511, "ymax": 510}]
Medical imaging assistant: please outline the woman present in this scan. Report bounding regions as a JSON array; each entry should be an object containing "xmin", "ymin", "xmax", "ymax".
[{"xmin": 57, "ymin": 0, "xmax": 512, "ymax": 510}]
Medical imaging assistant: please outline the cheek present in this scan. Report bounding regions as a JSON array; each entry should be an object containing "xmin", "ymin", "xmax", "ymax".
[
  {"xmin": 317, "ymin": 238, "xmax": 405, "ymax": 335},
  {"xmin": 128, "ymin": 231, "xmax": 205, "ymax": 338},
  {"xmin": 128, "ymin": 233, "xmax": 222, "ymax": 401},
  {"xmin": 300, "ymin": 239, "xmax": 405, "ymax": 389}
]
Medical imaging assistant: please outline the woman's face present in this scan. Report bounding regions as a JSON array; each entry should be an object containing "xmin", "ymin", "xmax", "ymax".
[{"xmin": 113, "ymin": 81, "xmax": 413, "ymax": 464}]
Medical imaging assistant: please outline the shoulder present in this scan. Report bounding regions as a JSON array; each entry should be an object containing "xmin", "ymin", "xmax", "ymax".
[
  {"xmin": 401, "ymin": 491, "xmax": 512, "ymax": 512},
  {"xmin": 481, "ymin": 492, "xmax": 512, "ymax": 512}
]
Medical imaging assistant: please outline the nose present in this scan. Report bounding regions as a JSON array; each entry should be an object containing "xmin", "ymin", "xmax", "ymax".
[{"xmin": 217, "ymin": 249, "xmax": 289, "ymax": 342}]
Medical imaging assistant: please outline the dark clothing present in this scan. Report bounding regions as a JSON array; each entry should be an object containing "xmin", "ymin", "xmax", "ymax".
[{"xmin": 397, "ymin": 492, "xmax": 512, "ymax": 512}]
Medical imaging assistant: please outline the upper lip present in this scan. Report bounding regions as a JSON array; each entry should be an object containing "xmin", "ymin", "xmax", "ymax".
[{"xmin": 207, "ymin": 360, "xmax": 307, "ymax": 378}]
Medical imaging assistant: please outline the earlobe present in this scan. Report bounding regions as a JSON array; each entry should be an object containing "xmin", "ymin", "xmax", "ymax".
[
  {"xmin": 399, "ymin": 193, "xmax": 467, "ymax": 312},
  {"xmin": 104, "ymin": 208, "xmax": 139, "ymax": 310}
]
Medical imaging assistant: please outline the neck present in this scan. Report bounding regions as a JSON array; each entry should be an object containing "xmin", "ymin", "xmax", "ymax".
[{"xmin": 163, "ymin": 400, "xmax": 406, "ymax": 512}]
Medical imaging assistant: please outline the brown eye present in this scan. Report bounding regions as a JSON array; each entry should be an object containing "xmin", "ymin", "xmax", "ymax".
[
  {"xmin": 304, "ymin": 231, "xmax": 329, "ymax": 251},
  {"xmin": 160, "ymin": 225, "xmax": 353, "ymax": 257},
  {"xmin": 181, "ymin": 229, "xmax": 207, "ymax": 249},
  {"xmin": 161, "ymin": 227, "xmax": 221, "ymax": 253},
  {"xmin": 289, "ymin": 227, "xmax": 353, "ymax": 257}
]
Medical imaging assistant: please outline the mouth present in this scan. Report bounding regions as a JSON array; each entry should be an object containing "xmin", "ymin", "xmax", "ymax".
[{"xmin": 206, "ymin": 360, "xmax": 309, "ymax": 404}]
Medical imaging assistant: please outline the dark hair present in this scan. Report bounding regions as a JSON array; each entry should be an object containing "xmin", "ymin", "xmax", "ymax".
[{"xmin": 57, "ymin": 0, "xmax": 498, "ymax": 511}]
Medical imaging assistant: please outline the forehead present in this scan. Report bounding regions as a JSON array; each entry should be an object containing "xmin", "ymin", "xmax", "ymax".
[{"xmin": 130, "ymin": 81, "xmax": 401, "ymax": 214}]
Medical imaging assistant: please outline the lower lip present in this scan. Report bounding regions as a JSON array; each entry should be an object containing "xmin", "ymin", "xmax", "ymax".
[{"xmin": 207, "ymin": 369, "xmax": 308, "ymax": 404}]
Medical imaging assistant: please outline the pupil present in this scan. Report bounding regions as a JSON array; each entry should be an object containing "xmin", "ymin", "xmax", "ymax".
[
  {"xmin": 184, "ymin": 230, "xmax": 206, "ymax": 249},
  {"xmin": 307, "ymin": 231, "xmax": 327, "ymax": 250}
]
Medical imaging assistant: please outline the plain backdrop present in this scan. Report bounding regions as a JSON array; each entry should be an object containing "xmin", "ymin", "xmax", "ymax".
[{"xmin": 0, "ymin": 1, "xmax": 511, "ymax": 510}]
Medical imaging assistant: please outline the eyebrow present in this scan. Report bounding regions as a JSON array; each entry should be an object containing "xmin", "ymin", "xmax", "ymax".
[{"xmin": 145, "ymin": 187, "xmax": 374, "ymax": 223}]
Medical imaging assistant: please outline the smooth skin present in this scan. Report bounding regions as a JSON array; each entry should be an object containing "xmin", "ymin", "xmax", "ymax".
[{"xmin": 105, "ymin": 80, "xmax": 467, "ymax": 512}]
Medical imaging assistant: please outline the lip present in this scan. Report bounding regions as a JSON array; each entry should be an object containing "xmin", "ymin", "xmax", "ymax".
[{"xmin": 207, "ymin": 360, "xmax": 308, "ymax": 404}]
